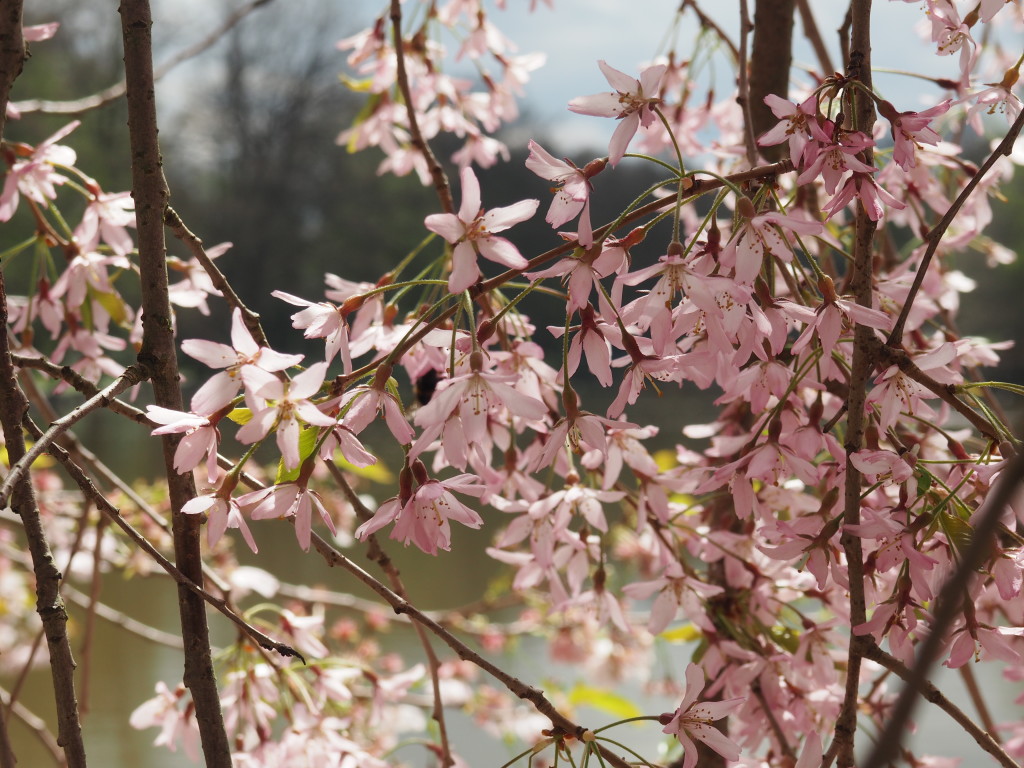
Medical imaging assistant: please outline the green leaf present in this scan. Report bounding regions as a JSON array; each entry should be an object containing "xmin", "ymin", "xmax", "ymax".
[
  {"xmin": 767, "ymin": 624, "xmax": 800, "ymax": 653},
  {"xmin": 568, "ymin": 684, "xmax": 643, "ymax": 720},
  {"xmin": 276, "ymin": 427, "xmax": 319, "ymax": 484},
  {"xmin": 226, "ymin": 408, "xmax": 252, "ymax": 425},
  {"xmin": 658, "ymin": 623, "xmax": 702, "ymax": 643},
  {"xmin": 335, "ymin": 453, "xmax": 393, "ymax": 484},
  {"xmin": 92, "ymin": 290, "xmax": 130, "ymax": 327},
  {"xmin": 938, "ymin": 509, "xmax": 974, "ymax": 553}
]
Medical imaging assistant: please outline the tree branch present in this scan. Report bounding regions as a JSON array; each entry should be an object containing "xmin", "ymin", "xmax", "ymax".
[
  {"xmin": 0, "ymin": 278, "xmax": 87, "ymax": 767},
  {"xmin": 862, "ymin": 444, "xmax": 1024, "ymax": 768},
  {"xmin": 118, "ymin": 0, "xmax": 232, "ymax": 761},
  {"xmin": 10, "ymin": 0, "xmax": 276, "ymax": 116}
]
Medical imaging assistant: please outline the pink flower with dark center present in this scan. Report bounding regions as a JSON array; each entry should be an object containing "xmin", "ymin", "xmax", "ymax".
[
  {"xmin": 525, "ymin": 140, "xmax": 605, "ymax": 247},
  {"xmin": 757, "ymin": 94, "xmax": 819, "ymax": 164},
  {"xmin": 424, "ymin": 166, "xmax": 538, "ymax": 293},
  {"xmin": 660, "ymin": 664, "xmax": 744, "ymax": 768},
  {"xmin": 237, "ymin": 362, "xmax": 337, "ymax": 470},
  {"xmin": 569, "ymin": 60, "xmax": 667, "ymax": 166},
  {"xmin": 238, "ymin": 483, "xmax": 336, "ymax": 552}
]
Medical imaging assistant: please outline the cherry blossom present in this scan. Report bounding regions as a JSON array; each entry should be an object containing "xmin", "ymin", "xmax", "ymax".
[
  {"xmin": 660, "ymin": 664, "xmax": 744, "ymax": 768},
  {"xmin": 236, "ymin": 362, "xmax": 336, "ymax": 470},
  {"xmin": 569, "ymin": 60, "xmax": 667, "ymax": 166},
  {"xmin": 181, "ymin": 308, "xmax": 303, "ymax": 415},
  {"xmin": 424, "ymin": 166, "xmax": 538, "ymax": 293},
  {"xmin": 525, "ymin": 140, "xmax": 605, "ymax": 247}
]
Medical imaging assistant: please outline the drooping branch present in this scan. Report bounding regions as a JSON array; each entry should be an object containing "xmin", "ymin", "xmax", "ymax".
[
  {"xmin": 164, "ymin": 206, "xmax": 270, "ymax": 347},
  {"xmin": 10, "ymin": 0, "xmax": 276, "ymax": 116},
  {"xmin": 863, "ymin": 643, "xmax": 1020, "ymax": 768},
  {"xmin": 118, "ymin": 1, "xmax": 232, "ymax": 763},
  {"xmin": 862, "ymin": 444, "xmax": 1024, "ymax": 768}
]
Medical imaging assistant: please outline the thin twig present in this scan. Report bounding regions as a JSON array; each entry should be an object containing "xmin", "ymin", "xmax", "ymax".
[
  {"xmin": 0, "ymin": 686, "xmax": 61, "ymax": 766},
  {"xmin": 862, "ymin": 445, "xmax": 1024, "ymax": 768},
  {"xmin": 10, "ymin": 0, "xmax": 276, "ymax": 116},
  {"xmin": 62, "ymin": 584, "xmax": 185, "ymax": 649},
  {"xmin": 0, "ymin": 364, "xmax": 148, "ymax": 507},
  {"xmin": 165, "ymin": 206, "xmax": 270, "ymax": 348},
  {"xmin": 388, "ymin": 0, "xmax": 453, "ymax": 214},
  {"xmin": 959, "ymin": 663, "xmax": 998, "ymax": 737},
  {"xmin": 886, "ymin": 107, "xmax": 1024, "ymax": 347},
  {"xmin": 864, "ymin": 642, "xmax": 1019, "ymax": 768}
]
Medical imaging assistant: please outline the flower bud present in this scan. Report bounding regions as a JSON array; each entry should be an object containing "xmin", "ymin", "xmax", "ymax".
[{"xmin": 736, "ymin": 195, "xmax": 757, "ymax": 220}]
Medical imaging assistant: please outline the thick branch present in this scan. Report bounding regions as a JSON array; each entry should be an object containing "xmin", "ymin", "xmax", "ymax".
[
  {"xmin": 834, "ymin": 2, "xmax": 875, "ymax": 766},
  {"xmin": 748, "ymin": 0, "xmax": 796, "ymax": 158},
  {"xmin": 118, "ymin": 1, "xmax": 231, "ymax": 763}
]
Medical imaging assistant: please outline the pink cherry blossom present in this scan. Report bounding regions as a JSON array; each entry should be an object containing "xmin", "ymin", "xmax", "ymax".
[
  {"xmin": 181, "ymin": 492, "xmax": 258, "ymax": 553},
  {"xmin": 0, "ymin": 121, "xmax": 79, "ymax": 221},
  {"xmin": 238, "ymin": 482, "xmax": 337, "ymax": 552},
  {"xmin": 181, "ymin": 308, "xmax": 303, "ymax": 415},
  {"xmin": 356, "ymin": 470, "xmax": 486, "ymax": 555},
  {"xmin": 569, "ymin": 60, "xmax": 667, "ymax": 166},
  {"xmin": 757, "ymin": 94, "xmax": 818, "ymax": 163},
  {"xmin": 236, "ymin": 362, "xmax": 337, "ymax": 470},
  {"xmin": 660, "ymin": 663, "xmax": 744, "ymax": 768},
  {"xmin": 424, "ymin": 166, "xmax": 538, "ymax": 293},
  {"xmin": 525, "ymin": 140, "xmax": 604, "ymax": 246},
  {"xmin": 146, "ymin": 405, "xmax": 221, "ymax": 483},
  {"xmin": 880, "ymin": 99, "xmax": 950, "ymax": 171}
]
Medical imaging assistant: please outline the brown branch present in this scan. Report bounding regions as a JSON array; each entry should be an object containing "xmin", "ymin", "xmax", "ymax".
[
  {"xmin": 959, "ymin": 663, "xmax": 998, "ymax": 738},
  {"xmin": 21, "ymin": 415, "xmax": 304, "ymax": 664},
  {"xmin": 0, "ymin": 11, "xmax": 27, "ymax": 766},
  {"xmin": 864, "ymin": 641, "xmax": 1020, "ymax": 768},
  {"xmin": 795, "ymin": 0, "xmax": 835, "ymax": 76},
  {"xmin": 389, "ymin": 0, "xmax": 453, "ymax": 214},
  {"xmin": 834, "ymin": 3, "xmax": 875, "ymax": 765},
  {"xmin": 886, "ymin": 107, "xmax": 1024, "ymax": 347},
  {"xmin": 0, "ymin": 282, "xmax": 87, "ymax": 767},
  {"xmin": 10, "ymin": 0, "xmax": 275, "ymax": 116},
  {"xmin": 0, "ymin": 364, "xmax": 148, "ymax": 507},
  {"xmin": 165, "ymin": 205, "xmax": 270, "ymax": 348},
  {"xmin": 748, "ymin": 0, "xmax": 797, "ymax": 159},
  {"xmin": 862, "ymin": 445, "xmax": 1024, "ymax": 768},
  {"xmin": 119, "ymin": 1, "xmax": 232, "ymax": 761},
  {"xmin": 305, "ymin": 529, "xmax": 634, "ymax": 768},
  {"xmin": 78, "ymin": 514, "xmax": 106, "ymax": 715},
  {"xmin": 0, "ymin": 685, "xmax": 61, "ymax": 766},
  {"xmin": 680, "ymin": 0, "xmax": 740, "ymax": 60}
]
